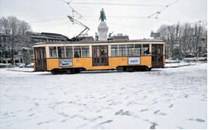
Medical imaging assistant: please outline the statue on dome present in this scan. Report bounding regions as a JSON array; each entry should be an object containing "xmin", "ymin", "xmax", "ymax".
[
  {"xmin": 98, "ymin": 8, "xmax": 108, "ymax": 41},
  {"xmin": 99, "ymin": 8, "xmax": 106, "ymax": 22}
]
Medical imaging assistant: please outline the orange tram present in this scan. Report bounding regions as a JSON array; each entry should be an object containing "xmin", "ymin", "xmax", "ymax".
[{"xmin": 33, "ymin": 40, "xmax": 165, "ymax": 74}]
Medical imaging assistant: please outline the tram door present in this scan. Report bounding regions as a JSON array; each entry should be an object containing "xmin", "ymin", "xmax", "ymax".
[
  {"xmin": 152, "ymin": 44, "xmax": 164, "ymax": 68},
  {"xmin": 92, "ymin": 45, "xmax": 109, "ymax": 66},
  {"xmin": 34, "ymin": 47, "xmax": 47, "ymax": 71}
]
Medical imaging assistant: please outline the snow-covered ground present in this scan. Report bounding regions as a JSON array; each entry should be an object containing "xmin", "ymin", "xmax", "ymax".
[{"xmin": 0, "ymin": 63, "xmax": 207, "ymax": 129}]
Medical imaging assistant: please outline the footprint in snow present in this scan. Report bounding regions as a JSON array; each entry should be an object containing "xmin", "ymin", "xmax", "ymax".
[
  {"xmin": 152, "ymin": 101, "xmax": 158, "ymax": 105},
  {"xmin": 143, "ymin": 96, "xmax": 148, "ymax": 99},
  {"xmin": 153, "ymin": 110, "xmax": 160, "ymax": 114},
  {"xmin": 37, "ymin": 120, "xmax": 53, "ymax": 125},
  {"xmin": 153, "ymin": 110, "xmax": 167, "ymax": 116},
  {"xmin": 28, "ymin": 113, "xmax": 35, "ymax": 117},
  {"xmin": 140, "ymin": 108, "xmax": 149, "ymax": 112},
  {"xmin": 60, "ymin": 119, "xmax": 67, "ymax": 123},
  {"xmin": 115, "ymin": 109, "xmax": 131, "ymax": 116},
  {"xmin": 184, "ymin": 94, "xmax": 189, "ymax": 98},
  {"xmin": 188, "ymin": 118, "xmax": 205, "ymax": 122},
  {"xmin": 27, "ymin": 108, "xmax": 33, "ymax": 112},
  {"xmin": 98, "ymin": 120, "xmax": 113, "ymax": 125},
  {"xmin": 55, "ymin": 101, "xmax": 65, "ymax": 105},
  {"xmin": 177, "ymin": 126, "xmax": 184, "ymax": 129},
  {"xmin": 58, "ymin": 112, "xmax": 69, "ymax": 117},
  {"xmin": 124, "ymin": 96, "xmax": 129, "ymax": 99},
  {"xmin": 169, "ymin": 104, "xmax": 174, "ymax": 108},
  {"xmin": 99, "ymin": 96, "xmax": 106, "ymax": 99},
  {"xmin": 159, "ymin": 112, "xmax": 167, "ymax": 116},
  {"xmin": 195, "ymin": 118, "xmax": 205, "ymax": 122},
  {"xmin": 120, "ymin": 87, "xmax": 125, "ymax": 90},
  {"xmin": 150, "ymin": 122, "xmax": 158, "ymax": 129},
  {"xmin": 3, "ymin": 112, "xmax": 8, "ymax": 116},
  {"xmin": 34, "ymin": 102, "xmax": 39, "ymax": 106},
  {"xmin": 96, "ymin": 109, "xmax": 101, "ymax": 113},
  {"xmin": 90, "ymin": 116, "xmax": 103, "ymax": 121}
]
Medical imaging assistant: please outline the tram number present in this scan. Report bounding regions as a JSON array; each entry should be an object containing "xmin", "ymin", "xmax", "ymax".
[
  {"xmin": 128, "ymin": 57, "xmax": 140, "ymax": 65},
  {"xmin": 59, "ymin": 59, "xmax": 72, "ymax": 67}
]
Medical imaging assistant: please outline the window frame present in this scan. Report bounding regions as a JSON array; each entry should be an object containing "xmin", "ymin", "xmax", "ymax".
[
  {"xmin": 142, "ymin": 44, "xmax": 150, "ymax": 55},
  {"xmin": 110, "ymin": 44, "xmax": 145, "ymax": 57},
  {"xmin": 111, "ymin": 45, "xmax": 118, "ymax": 57},
  {"xmin": 57, "ymin": 46, "xmax": 65, "ymax": 58},
  {"xmin": 81, "ymin": 46, "xmax": 90, "ymax": 58},
  {"xmin": 49, "ymin": 46, "xmax": 58, "ymax": 58},
  {"xmin": 73, "ymin": 46, "xmax": 90, "ymax": 58},
  {"xmin": 66, "ymin": 46, "xmax": 73, "ymax": 58}
]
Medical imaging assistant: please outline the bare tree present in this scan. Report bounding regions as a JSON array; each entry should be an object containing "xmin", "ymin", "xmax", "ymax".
[
  {"xmin": 0, "ymin": 17, "xmax": 10, "ymax": 34},
  {"xmin": 157, "ymin": 21, "xmax": 207, "ymax": 59},
  {"xmin": 0, "ymin": 16, "xmax": 32, "ymax": 64},
  {"xmin": 18, "ymin": 20, "xmax": 31, "ymax": 35}
]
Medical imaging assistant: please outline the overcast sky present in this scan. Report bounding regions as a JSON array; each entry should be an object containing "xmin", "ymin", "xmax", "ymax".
[{"xmin": 0, "ymin": 0, "xmax": 207, "ymax": 39}]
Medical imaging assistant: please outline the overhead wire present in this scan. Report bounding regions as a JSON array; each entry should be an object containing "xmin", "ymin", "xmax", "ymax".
[
  {"xmin": 29, "ymin": 17, "xmax": 67, "ymax": 24},
  {"xmin": 62, "ymin": 0, "xmax": 83, "ymax": 19},
  {"xmin": 29, "ymin": 0, "xmax": 179, "ymax": 24},
  {"xmin": 70, "ymin": 2, "xmax": 165, "ymax": 7},
  {"xmin": 68, "ymin": 0, "xmax": 179, "ymax": 19},
  {"xmin": 147, "ymin": 0, "xmax": 179, "ymax": 19}
]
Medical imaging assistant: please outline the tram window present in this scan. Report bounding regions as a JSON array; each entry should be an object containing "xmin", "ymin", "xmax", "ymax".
[
  {"xmin": 111, "ymin": 45, "xmax": 118, "ymax": 56},
  {"xmin": 143, "ymin": 44, "xmax": 150, "ymax": 55},
  {"xmin": 100, "ymin": 46, "xmax": 108, "ymax": 56},
  {"xmin": 66, "ymin": 46, "xmax": 73, "ymax": 58},
  {"xmin": 57, "ymin": 46, "xmax": 65, "ymax": 58},
  {"xmin": 127, "ymin": 44, "xmax": 134, "ymax": 56},
  {"xmin": 49, "ymin": 47, "xmax": 57, "ymax": 58},
  {"xmin": 135, "ymin": 44, "xmax": 141, "ymax": 56},
  {"xmin": 157, "ymin": 48, "xmax": 161, "ymax": 54},
  {"xmin": 81, "ymin": 46, "xmax": 89, "ymax": 57},
  {"xmin": 119, "ymin": 45, "xmax": 127, "ymax": 56},
  {"xmin": 74, "ymin": 47, "xmax": 81, "ymax": 58}
]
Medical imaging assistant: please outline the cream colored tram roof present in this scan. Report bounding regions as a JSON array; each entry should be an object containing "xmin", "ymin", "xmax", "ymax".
[{"xmin": 33, "ymin": 39, "xmax": 165, "ymax": 47}]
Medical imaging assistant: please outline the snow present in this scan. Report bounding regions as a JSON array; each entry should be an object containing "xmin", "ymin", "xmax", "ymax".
[
  {"xmin": 0, "ymin": 63, "xmax": 207, "ymax": 129},
  {"xmin": 6, "ymin": 67, "xmax": 34, "ymax": 72},
  {"xmin": 164, "ymin": 61, "xmax": 194, "ymax": 68}
]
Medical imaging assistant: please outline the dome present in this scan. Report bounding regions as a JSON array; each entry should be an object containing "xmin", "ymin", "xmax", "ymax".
[
  {"xmin": 98, "ymin": 21, "xmax": 108, "ymax": 30},
  {"xmin": 98, "ymin": 21, "xmax": 109, "ymax": 41}
]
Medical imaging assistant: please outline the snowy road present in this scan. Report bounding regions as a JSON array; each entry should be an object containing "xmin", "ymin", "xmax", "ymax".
[{"xmin": 0, "ymin": 63, "xmax": 207, "ymax": 129}]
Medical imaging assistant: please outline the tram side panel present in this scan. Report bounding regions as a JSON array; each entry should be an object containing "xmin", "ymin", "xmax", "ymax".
[
  {"xmin": 109, "ymin": 57, "xmax": 128, "ymax": 69},
  {"xmin": 140, "ymin": 55, "xmax": 152, "ymax": 68},
  {"xmin": 73, "ymin": 58, "xmax": 92, "ymax": 69},
  {"xmin": 45, "ymin": 57, "xmax": 150, "ymax": 71},
  {"xmin": 44, "ymin": 51, "xmax": 152, "ymax": 71},
  {"xmin": 47, "ymin": 58, "xmax": 59, "ymax": 71}
]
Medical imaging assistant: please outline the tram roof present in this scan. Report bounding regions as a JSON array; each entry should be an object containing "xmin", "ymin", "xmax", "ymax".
[{"xmin": 33, "ymin": 39, "xmax": 165, "ymax": 47}]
